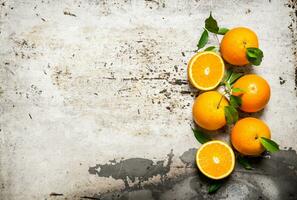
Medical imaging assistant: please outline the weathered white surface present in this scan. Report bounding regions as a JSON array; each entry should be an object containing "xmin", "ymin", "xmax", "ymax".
[{"xmin": 0, "ymin": 0, "xmax": 296, "ymax": 199}]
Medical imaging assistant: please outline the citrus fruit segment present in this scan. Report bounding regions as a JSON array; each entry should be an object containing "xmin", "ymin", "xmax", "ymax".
[
  {"xmin": 188, "ymin": 51, "xmax": 225, "ymax": 90},
  {"xmin": 231, "ymin": 117, "xmax": 271, "ymax": 156},
  {"xmin": 193, "ymin": 91, "xmax": 228, "ymax": 131},
  {"xmin": 233, "ymin": 74, "xmax": 270, "ymax": 113},
  {"xmin": 196, "ymin": 141, "xmax": 235, "ymax": 180},
  {"xmin": 220, "ymin": 27, "xmax": 259, "ymax": 66}
]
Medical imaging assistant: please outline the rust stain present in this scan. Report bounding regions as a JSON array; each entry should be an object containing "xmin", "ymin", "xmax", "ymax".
[{"xmin": 286, "ymin": 0, "xmax": 297, "ymax": 92}]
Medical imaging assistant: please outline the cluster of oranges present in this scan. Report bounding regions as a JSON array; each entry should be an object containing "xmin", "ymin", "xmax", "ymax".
[{"xmin": 187, "ymin": 27, "xmax": 272, "ymax": 180}]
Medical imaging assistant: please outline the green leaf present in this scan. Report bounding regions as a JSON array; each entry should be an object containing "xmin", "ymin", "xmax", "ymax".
[
  {"xmin": 237, "ymin": 156, "xmax": 253, "ymax": 170},
  {"xmin": 230, "ymin": 95, "xmax": 242, "ymax": 108},
  {"xmin": 205, "ymin": 12, "xmax": 219, "ymax": 33},
  {"xmin": 192, "ymin": 128, "xmax": 211, "ymax": 144},
  {"xmin": 232, "ymin": 88, "xmax": 245, "ymax": 93},
  {"xmin": 228, "ymin": 72, "xmax": 243, "ymax": 85},
  {"xmin": 208, "ymin": 181, "xmax": 223, "ymax": 194},
  {"xmin": 197, "ymin": 29, "xmax": 209, "ymax": 50},
  {"xmin": 224, "ymin": 106, "xmax": 238, "ymax": 125},
  {"xmin": 260, "ymin": 137, "xmax": 280, "ymax": 153},
  {"xmin": 224, "ymin": 106, "xmax": 233, "ymax": 125},
  {"xmin": 204, "ymin": 46, "xmax": 216, "ymax": 52},
  {"xmin": 218, "ymin": 27, "xmax": 229, "ymax": 35},
  {"xmin": 225, "ymin": 82, "xmax": 231, "ymax": 92},
  {"xmin": 223, "ymin": 69, "xmax": 233, "ymax": 83},
  {"xmin": 246, "ymin": 47, "xmax": 264, "ymax": 66},
  {"xmin": 229, "ymin": 106, "xmax": 239, "ymax": 123},
  {"xmin": 247, "ymin": 50, "xmax": 258, "ymax": 58}
]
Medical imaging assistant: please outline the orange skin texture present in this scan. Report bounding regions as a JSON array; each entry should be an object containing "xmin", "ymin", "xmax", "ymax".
[
  {"xmin": 220, "ymin": 27, "xmax": 259, "ymax": 66},
  {"xmin": 233, "ymin": 74, "xmax": 270, "ymax": 113},
  {"xmin": 231, "ymin": 117, "xmax": 271, "ymax": 156},
  {"xmin": 193, "ymin": 91, "xmax": 228, "ymax": 131}
]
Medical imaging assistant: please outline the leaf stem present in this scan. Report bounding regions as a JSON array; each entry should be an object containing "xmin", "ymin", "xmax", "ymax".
[
  {"xmin": 217, "ymin": 92, "xmax": 226, "ymax": 109},
  {"xmin": 214, "ymin": 34, "xmax": 220, "ymax": 48}
]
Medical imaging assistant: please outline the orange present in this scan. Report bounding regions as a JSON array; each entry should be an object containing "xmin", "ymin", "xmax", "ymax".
[
  {"xmin": 231, "ymin": 117, "xmax": 271, "ymax": 156},
  {"xmin": 187, "ymin": 51, "xmax": 225, "ymax": 90},
  {"xmin": 232, "ymin": 74, "xmax": 270, "ymax": 112},
  {"xmin": 220, "ymin": 27, "xmax": 259, "ymax": 66},
  {"xmin": 196, "ymin": 140, "xmax": 235, "ymax": 179},
  {"xmin": 193, "ymin": 91, "xmax": 228, "ymax": 130}
]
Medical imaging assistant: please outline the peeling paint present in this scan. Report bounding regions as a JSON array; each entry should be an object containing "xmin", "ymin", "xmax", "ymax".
[
  {"xmin": 179, "ymin": 148, "xmax": 196, "ymax": 167},
  {"xmin": 89, "ymin": 150, "xmax": 174, "ymax": 188},
  {"xmin": 88, "ymin": 149, "xmax": 297, "ymax": 200}
]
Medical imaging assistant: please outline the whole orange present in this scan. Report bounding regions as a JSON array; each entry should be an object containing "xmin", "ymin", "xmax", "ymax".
[
  {"xmin": 220, "ymin": 27, "xmax": 259, "ymax": 66},
  {"xmin": 231, "ymin": 117, "xmax": 271, "ymax": 156},
  {"xmin": 193, "ymin": 91, "xmax": 228, "ymax": 131},
  {"xmin": 232, "ymin": 74, "xmax": 270, "ymax": 113}
]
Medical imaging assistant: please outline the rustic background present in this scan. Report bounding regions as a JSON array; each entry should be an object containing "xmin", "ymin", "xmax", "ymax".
[{"xmin": 0, "ymin": 0, "xmax": 297, "ymax": 199}]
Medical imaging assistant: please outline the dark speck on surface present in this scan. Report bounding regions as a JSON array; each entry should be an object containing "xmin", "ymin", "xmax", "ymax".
[
  {"xmin": 174, "ymin": 65, "xmax": 178, "ymax": 72},
  {"xmin": 165, "ymin": 106, "xmax": 171, "ymax": 111},
  {"xmin": 279, "ymin": 76, "xmax": 286, "ymax": 85},
  {"xmin": 170, "ymin": 79, "xmax": 187, "ymax": 85},
  {"xmin": 159, "ymin": 89, "xmax": 167, "ymax": 93},
  {"xmin": 295, "ymin": 67, "xmax": 297, "ymax": 88},
  {"xmin": 81, "ymin": 196, "xmax": 100, "ymax": 200},
  {"xmin": 63, "ymin": 11, "xmax": 77, "ymax": 17},
  {"xmin": 50, "ymin": 193, "xmax": 63, "ymax": 196},
  {"xmin": 180, "ymin": 91, "xmax": 192, "ymax": 95}
]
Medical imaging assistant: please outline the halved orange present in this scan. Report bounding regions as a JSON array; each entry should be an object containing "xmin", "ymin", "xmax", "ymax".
[
  {"xmin": 196, "ymin": 140, "xmax": 235, "ymax": 180},
  {"xmin": 188, "ymin": 51, "xmax": 225, "ymax": 90}
]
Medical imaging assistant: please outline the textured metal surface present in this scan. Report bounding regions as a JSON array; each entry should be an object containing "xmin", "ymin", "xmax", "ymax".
[{"xmin": 0, "ymin": 0, "xmax": 297, "ymax": 199}]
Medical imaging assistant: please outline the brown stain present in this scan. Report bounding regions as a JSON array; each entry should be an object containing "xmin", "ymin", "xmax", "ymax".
[
  {"xmin": 47, "ymin": 26, "xmax": 193, "ymax": 121},
  {"xmin": 294, "ymin": 66, "xmax": 297, "ymax": 91},
  {"xmin": 145, "ymin": 0, "xmax": 165, "ymax": 10},
  {"xmin": 124, "ymin": 126, "xmax": 153, "ymax": 136},
  {"xmin": 1, "ymin": 2, "xmax": 195, "ymax": 136},
  {"xmin": 50, "ymin": 65, "xmax": 72, "ymax": 88},
  {"xmin": 81, "ymin": 26, "xmax": 97, "ymax": 34},
  {"xmin": 286, "ymin": 0, "xmax": 297, "ymax": 94},
  {"xmin": 115, "ymin": 36, "xmax": 160, "ymax": 66},
  {"xmin": 49, "ymin": 192, "xmax": 63, "ymax": 196},
  {"xmin": 22, "ymin": 23, "xmax": 50, "ymax": 47},
  {"xmin": 86, "ymin": 0, "xmax": 136, "ymax": 15},
  {"xmin": 9, "ymin": 36, "xmax": 41, "ymax": 60},
  {"xmin": 63, "ymin": 11, "xmax": 77, "ymax": 17},
  {"xmin": 21, "ymin": 22, "xmax": 75, "ymax": 52},
  {"xmin": 95, "ymin": 0, "xmax": 111, "ymax": 16}
]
